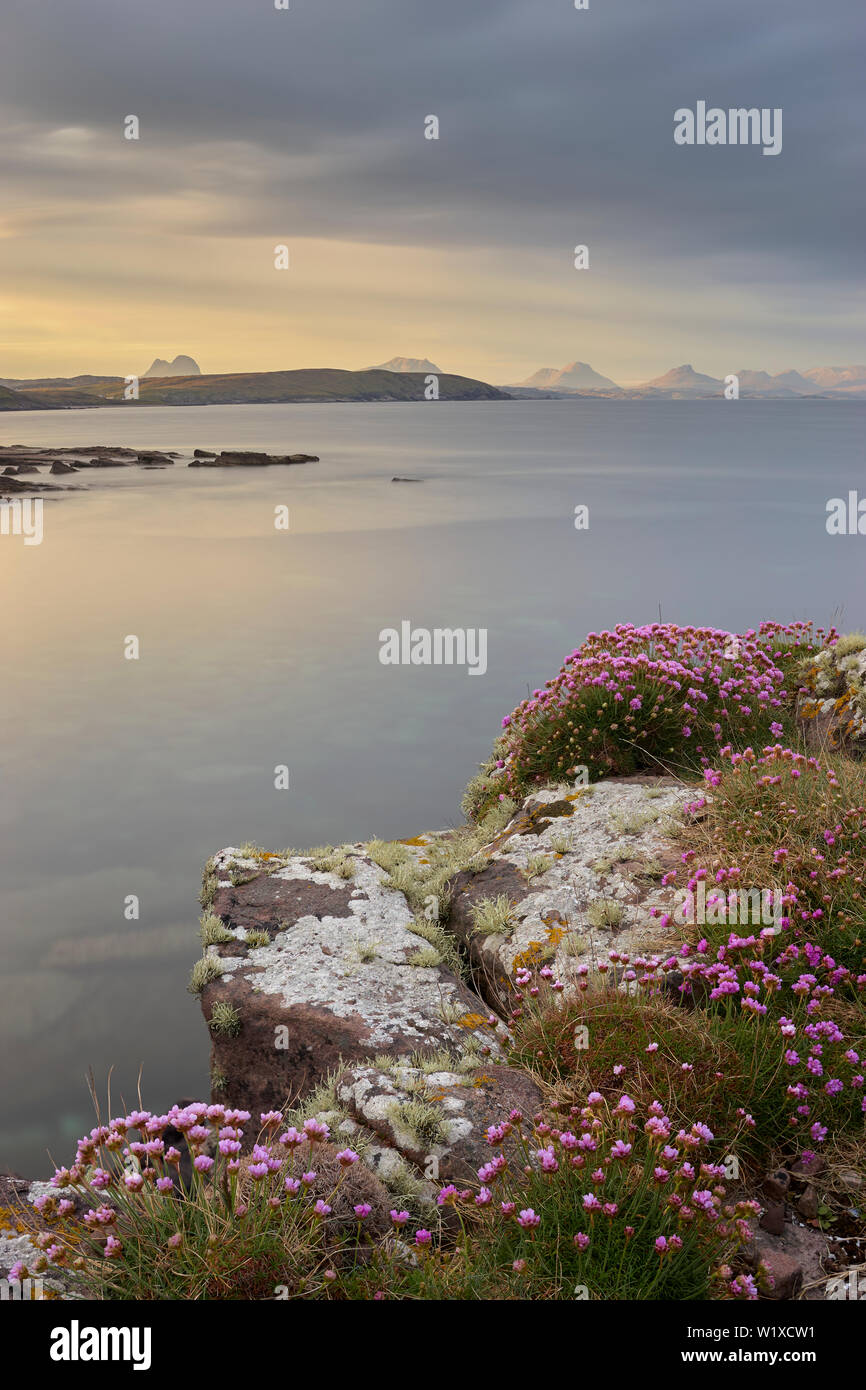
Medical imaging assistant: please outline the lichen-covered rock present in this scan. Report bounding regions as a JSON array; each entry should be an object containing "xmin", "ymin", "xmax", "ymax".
[
  {"xmin": 446, "ymin": 776, "xmax": 692, "ymax": 1010},
  {"xmin": 0, "ymin": 1175, "xmax": 74, "ymax": 1298},
  {"xmin": 199, "ymin": 848, "xmax": 506, "ymax": 1118},
  {"xmin": 335, "ymin": 1060, "xmax": 543, "ymax": 1186},
  {"xmin": 797, "ymin": 638, "xmax": 866, "ymax": 754}
]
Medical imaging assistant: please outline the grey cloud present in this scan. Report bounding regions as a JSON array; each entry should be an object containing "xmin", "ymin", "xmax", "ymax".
[{"xmin": 1, "ymin": 0, "xmax": 864, "ymax": 330}]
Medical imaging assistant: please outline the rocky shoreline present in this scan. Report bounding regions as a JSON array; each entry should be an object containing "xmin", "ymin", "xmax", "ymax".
[
  {"xmin": 1, "ymin": 766, "xmax": 855, "ymax": 1301},
  {"xmin": 0, "ymin": 444, "xmax": 319, "ymax": 496},
  {"xmin": 177, "ymin": 771, "xmax": 847, "ymax": 1300},
  {"xmin": 4, "ymin": 623, "xmax": 863, "ymax": 1302}
]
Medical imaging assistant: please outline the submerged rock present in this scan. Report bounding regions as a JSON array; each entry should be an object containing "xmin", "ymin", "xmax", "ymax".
[{"xmin": 188, "ymin": 450, "xmax": 319, "ymax": 467}]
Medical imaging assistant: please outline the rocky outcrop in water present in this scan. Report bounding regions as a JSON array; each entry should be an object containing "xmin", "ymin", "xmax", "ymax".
[{"xmin": 188, "ymin": 450, "xmax": 319, "ymax": 466}]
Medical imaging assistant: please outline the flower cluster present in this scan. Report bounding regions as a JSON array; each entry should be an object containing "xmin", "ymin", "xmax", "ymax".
[
  {"xmin": 443, "ymin": 1093, "xmax": 760, "ymax": 1299},
  {"xmin": 16, "ymin": 1105, "xmax": 384, "ymax": 1299},
  {"xmin": 494, "ymin": 622, "xmax": 829, "ymax": 790}
]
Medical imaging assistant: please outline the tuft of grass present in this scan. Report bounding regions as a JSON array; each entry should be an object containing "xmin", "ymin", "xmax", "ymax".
[
  {"xmin": 609, "ymin": 807, "xmax": 659, "ymax": 836},
  {"xmin": 525, "ymin": 853, "xmax": 554, "ymax": 880},
  {"xmin": 208, "ymin": 1001, "xmax": 242, "ymax": 1037},
  {"xmin": 586, "ymin": 898, "xmax": 624, "ymax": 930},
  {"xmin": 308, "ymin": 846, "xmax": 356, "ymax": 877},
  {"xmin": 388, "ymin": 1098, "xmax": 448, "ymax": 1149},
  {"xmin": 830, "ymin": 632, "xmax": 866, "ymax": 659},
  {"xmin": 366, "ymin": 839, "xmax": 412, "ymax": 874},
  {"xmin": 354, "ymin": 940, "xmax": 379, "ymax": 963},
  {"xmin": 469, "ymin": 894, "xmax": 516, "ymax": 937},
  {"xmin": 461, "ymin": 764, "xmax": 509, "ymax": 825},
  {"xmin": 408, "ymin": 916, "xmax": 464, "ymax": 977},
  {"xmin": 200, "ymin": 859, "xmax": 219, "ymax": 910},
  {"xmin": 560, "ymin": 929, "xmax": 589, "ymax": 958},
  {"xmin": 477, "ymin": 796, "xmax": 518, "ymax": 836},
  {"xmin": 591, "ymin": 846, "xmax": 633, "ymax": 874},
  {"xmin": 229, "ymin": 867, "xmax": 257, "ymax": 887},
  {"xmin": 636, "ymin": 856, "xmax": 664, "ymax": 879},
  {"xmin": 210, "ymin": 1067, "xmax": 227, "ymax": 1092},
  {"xmin": 188, "ymin": 954, "xmax": 225, "ymax": 994},
  {"xmin": 199, "ymin": 913, "xmax": 234, "ymax": 946},
  {"xmin": 438, "ymin": 998, "xmax": 465, "ymax": 1024},
  {"xmin": 244, "ymin": 929, "xmax": 271, "ymax": 949},
  {"xmin": 407, "ymin": 945, "xmax": 443, "ymax": 968}
]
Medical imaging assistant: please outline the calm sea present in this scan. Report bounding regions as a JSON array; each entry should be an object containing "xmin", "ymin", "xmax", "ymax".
[{"xmin": 2, "ymin": 399, "xmax": 864, "ymax": 1174}]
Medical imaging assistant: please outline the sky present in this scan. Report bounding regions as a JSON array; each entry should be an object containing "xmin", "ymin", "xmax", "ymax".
[{"xmin": 1, "ymin": 0, "xmax": 864, "ymax": 384}]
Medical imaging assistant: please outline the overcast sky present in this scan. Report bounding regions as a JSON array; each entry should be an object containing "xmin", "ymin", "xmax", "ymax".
[{"xmin": 1, "ymin": 0, "xmax": 863, "ymax": 381}]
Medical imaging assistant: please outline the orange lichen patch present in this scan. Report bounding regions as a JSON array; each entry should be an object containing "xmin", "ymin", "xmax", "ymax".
[
  {"xmin": 397, "ymin": 836, "xmax": 429, "ymax": 847},
  {"xmin": 512, "ymin": 941, "xmax": 547, "ymax": 971},
  {"xmin": 565, "ymin": 789, "xmax": 591, "ymax": 802},
  {"xmin": 0, "ymin": 1204, "xmax": 29, "ymax": 1237},
  {"xmin": 539, "ymin": 910, "xmax": 568, "ymax": 950},
  {"xmin": 457, "ymin": 1012, "xmax": 488, "ymax": 1030},
  {"xmin": 470, "ymin": 1074, "xmax": 495, "ymax": 1088}
]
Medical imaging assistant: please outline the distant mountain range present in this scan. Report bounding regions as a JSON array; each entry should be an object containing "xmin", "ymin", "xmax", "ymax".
[
  {"xmin": 0, "ymin": 367, "xmax": 506, "ymax": 410},
  {"xmin": 1, "ymin": 358, "xmax": 865, "ymax": 411},
  {"xmin": 510, "ymin": 361, "xmax": 620, "ymax": 392},
  {"xmin": 501, "ymin": 360, "xmax": 866, "ymax": 398},
  {"xmin": 368, "ymin": 356, "xmax": 442, "ymax": 374},
  {"xmin": 143, "ymin": 354, "xmax": 201, "ymax": 377}
]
